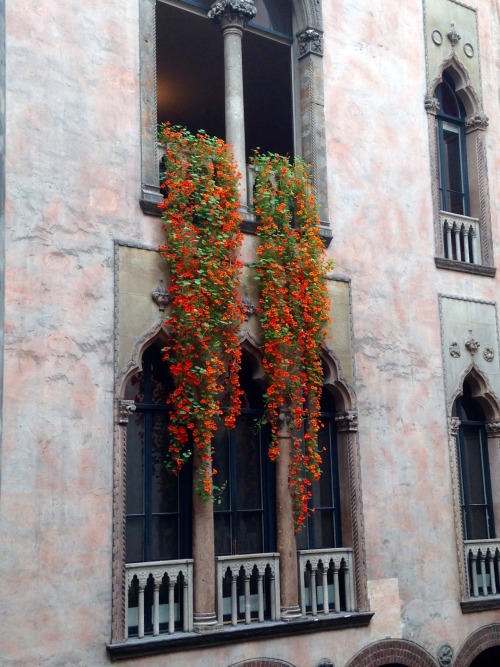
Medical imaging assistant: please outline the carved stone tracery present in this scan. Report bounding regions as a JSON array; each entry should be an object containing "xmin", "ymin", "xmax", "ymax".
[{"xmin": 297, "ymin": 28, "xmax": 324, "ymax": 58}]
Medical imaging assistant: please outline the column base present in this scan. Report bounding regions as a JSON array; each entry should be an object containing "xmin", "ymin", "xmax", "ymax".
[
  {"xmin": 193, "ymin": 611, "xmax": 221, "ymax": 633},
  {"xmin": 280, "ymin": 605, "xmax": 302, "ymax": 622}
]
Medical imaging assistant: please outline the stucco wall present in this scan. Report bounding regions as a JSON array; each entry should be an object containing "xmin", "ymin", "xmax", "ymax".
[{"xmin": 0, "ymin": 0, "xmax": 499, "ymax": 665}]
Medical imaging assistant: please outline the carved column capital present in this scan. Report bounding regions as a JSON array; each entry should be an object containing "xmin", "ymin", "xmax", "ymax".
[
  {"xmin": 449, "ymin": 417, "xmax": 461, "ymax": 437},
  {"xmin": 466, "ymin": 113, "xmax": 489, "ymax": 131},
  {"xmin": 486, "ymin": 421, "xmax": 500, "ymax": 436},
  {"xmin": 208, "ymin": 0, "xmax": 257, "ymax": 30},
  {"xmin": 335, "ymin": 411, "xmax": 358, "ymax": 433},
  {"xmin": 297, "ymin": 28, "xmax": 323, "ymax": 58},
  {"xmin": 117, "ymin": 399, "xmax": 136, "ymax": 425},
  {"xmin": 424, "ymin": 96, "xmax": 439, "ymax": 114}
]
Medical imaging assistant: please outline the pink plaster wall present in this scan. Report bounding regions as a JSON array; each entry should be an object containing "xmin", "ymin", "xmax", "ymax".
[{"xmin": 1, "ymin": 0, "xmax": 499, "ymax": 665}]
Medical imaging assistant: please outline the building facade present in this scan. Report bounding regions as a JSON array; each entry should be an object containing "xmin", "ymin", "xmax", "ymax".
[{"xmin": 1, "ymin": 0, "xmax": 500, "ymax": 666}]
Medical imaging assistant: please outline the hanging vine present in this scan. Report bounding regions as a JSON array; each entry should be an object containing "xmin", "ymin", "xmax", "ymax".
[
  {"xmin": 158, "ymin": 124, "xmax": 244, "ymax": 499},
  {"xmin": 252, "ymin": 151, "xmax": 333, "ymax": 527}
]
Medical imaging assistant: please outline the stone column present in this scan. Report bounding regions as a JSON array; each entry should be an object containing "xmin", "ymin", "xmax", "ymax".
[
  {"xmin": 275, "ymin": 410, "xmax": 302, "ymax": 621},
  {"xmin": 192, "ymin": 446, "xmax": 219, "ymax": 631},
  {"xmin": 209, "ymin": 0, "xmax": 256, "ymax": 214}
]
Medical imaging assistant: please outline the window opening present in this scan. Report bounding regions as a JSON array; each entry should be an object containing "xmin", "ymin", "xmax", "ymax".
[
  {"xmin": 436, "ymin": 73, "xmax": 470, "ymax": 216},
  {"xmin": 454, "ymin": 380, "xmax": 495, "ymax": 541}
]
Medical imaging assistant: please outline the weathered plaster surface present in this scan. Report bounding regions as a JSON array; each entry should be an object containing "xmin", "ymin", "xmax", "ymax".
[{"xmin": 1, "ymin": 0, "xmax": 500, "ymax": 665}]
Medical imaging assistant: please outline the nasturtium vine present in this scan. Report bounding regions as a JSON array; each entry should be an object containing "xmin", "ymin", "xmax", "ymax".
[
  {"xmin": 252, "ymin": 151, "xmax": 333, "ymax": 527},
  {"xmin": 158, "ymin": 124, "xmax": 244, "ymax": 499}
]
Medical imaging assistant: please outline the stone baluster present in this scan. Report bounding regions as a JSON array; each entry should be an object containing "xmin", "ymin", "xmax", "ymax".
[
  {"xmin": 310, "ymin": 566, "xmax": 318, "ymax": 616},
  {"xmin": 244, "ymin": 570, "xmax": 252, "ymax": 624},
  {"xmin": 137, "ymin": 572, "xmax": 149, "ymax": 639},
  {"xmin": 463, "ymin": 226, "xmax": 470, "ymax": 262},
  {"xmin": 470, "ymin": 551, "xmax": 479, "ymax": 597},
  {"xmin": 321, "ymin": 562, "xmax": 330, "ymax": 615},
  {"xmin": 270, "ymin": 568, "xmax": 277, "ymax": 621},
  {"xmin": 333, "ymin": 565, "xmax": 340, "ymax": 612},
  {"xmin": 209, "ymin": 0, "xmax": 257, "ymax": 214},
  {"xmin": 182, "ymin": 577, "xmax": 189, "ymax": 632},
  {"xmin": 346, "ymin": 560, "xmax": 355, "ymax": 611},
  {"xmin": 453, "ymin": 224, "xmax": 461, "ymax": 260},
  {"xmin": 153, "ymin": 578, "xmax": 161, "ymax": 636},
  {"xmin": 479, "ymin": 553, "xmax": 488, "ymax": 596},
  {"xmin": 445, "ymin": 219, "xmax": 452, "ymax": 258},
  {"xmin": 168, "ymin": 574, "xmax": 176, "ymax": 634},
  {"xmin": 257, "ymin": 566, "xmax": 265, "ymax": 622},
  {"xmin": 489, "ymin": 552, "xmax": 497, "ymax": 595},
  {"xmin": 471, "ymin": 227, "xmax": 478, "ymax": 264}
]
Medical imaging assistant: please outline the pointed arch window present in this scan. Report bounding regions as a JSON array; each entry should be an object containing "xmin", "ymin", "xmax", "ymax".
[
  {"xmin": 436, "ymin": 73, "xmax": 469, "ymax": 217},
  {"xmin": 454, "ymin": 380, "xmax": 495, "ymax": 541}
]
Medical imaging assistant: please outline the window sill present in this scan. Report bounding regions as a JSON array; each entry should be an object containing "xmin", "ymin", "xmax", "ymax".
[
  {"xmin": 434, "ymin": 257, "xmax": 496, "ymax": 277},
  {"xmin": 139, "ymin": 196, "xmax": 333, "ymax": 247},
  {"xmin": 461, "ymin": 596, "xmax": 500, "ymax": 613},
  {"xmin": 106, "ymin": 612, "xmax": 373, "ymax": 661}
]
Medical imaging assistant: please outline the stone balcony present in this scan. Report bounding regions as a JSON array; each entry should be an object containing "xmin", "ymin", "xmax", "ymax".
[
  {"xmin": 462, "ymin": 539, "xmax": 500, "ymax": 613},
  {"xmin": 440, "ymin": 211, "xmax": 481, "ymax": 265}
]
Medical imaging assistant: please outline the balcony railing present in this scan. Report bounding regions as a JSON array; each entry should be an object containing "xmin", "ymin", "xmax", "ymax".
[
  {"xmin": 441, "ymin": 211, "xmax": 481, "ymax": 265},
  {"xmin": 126, "ymin": 559, "xmax": 193, "ymax": 639},
  {"xmin": 465, "ymin": 539, "xmax": 500, "ymax": 599},
  {"xmin": 215, "ymin": 552, "xmax": 280, "ymax": 626},
  {"xmin": 298, "ymin": 548, "xmax": 355, "ymax": 616}
]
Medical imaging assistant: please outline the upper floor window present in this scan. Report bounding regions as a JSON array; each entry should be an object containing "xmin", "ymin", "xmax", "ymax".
[
  {"xmin": 436, "ymin": 73, "xmax": 469, "ymax": 217},
  {"xmin": 454, "ymin": 380, "xmax": 495, "ymax": 541}
]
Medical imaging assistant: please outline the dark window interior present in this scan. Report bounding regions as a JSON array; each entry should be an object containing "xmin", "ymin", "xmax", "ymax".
[{"xmin": 156, "ymin": 1, "xmax": 294, "ymax": 157}]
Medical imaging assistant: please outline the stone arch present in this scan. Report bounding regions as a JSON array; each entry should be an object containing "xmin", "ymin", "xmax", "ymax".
[
  {"xmin": 115, "ymin": 321, "xmax": 169, "ymax": 399},
  {"xmin": 428, "ymin": 54, "xmax": 482, "ymax": 117},
  {"xmin": 453, "ymin": 624, "xmax": 500, "ymax": 667},
  {"xmin": 449, "ymin": 363, "xmax": 500, "ymax": 421},
  {"xmin": 229, "ymin": 660, "xmax": 297, "ymax": 667},
  {"xmin": 290, "ymin": 0, "xmax": 322, "ymax": 31},
  {"xmin": 344, "ymin": 639, "xmax": 438, "ymax": 667},
  {"xmin": 321, "ymin": 345, "xmax": 356, "ymax": 413}
]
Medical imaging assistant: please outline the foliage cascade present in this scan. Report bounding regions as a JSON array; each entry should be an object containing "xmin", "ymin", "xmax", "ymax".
[
  {"xmin": 158, "ymin": 124, "xmax": 244, "ymax": 498},
  {"xmin": 252, "ymin": 152, "xmax": 333, "ymax": 526}
]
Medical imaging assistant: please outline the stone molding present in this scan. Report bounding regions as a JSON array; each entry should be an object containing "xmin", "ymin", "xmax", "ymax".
[{"xmin": 297, "ymin": 28, "xmax": 323, "ymax": 58}]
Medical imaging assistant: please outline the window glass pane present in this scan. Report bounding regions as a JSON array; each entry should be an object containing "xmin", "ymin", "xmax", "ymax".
[
  {"xmin": 152, "ymin": 516, "xmax": 179, "ymax": 561},
  {"xmin": 312, "ymin": 509, "xmax": 335, "ymax": 548},
  {"xmin": 439, "ymin": 80, "xmax": 460, "ymax": 117},
  {"xmin": 151, "ymin": 412, "xmax": 178, "ymax": 513},
  {"xmin": 314, "ymin": 423, "xmax": 333, "ymax": 507},
  {"xmin": 214, "ymin": 514, "xmax": 231, "ymax": 555},
  {"xmin": 469, "ymin": 506, "xmax": 488, "ymax": 540},
  {"xmin": 126, "ymin": 516, "xmax": 145, "ymax": 563},
  {"xmin": 213, "ymin": 425, "xmax": 230, "ymax": 511},
  {"xmin": 443, "ymin": 123, "xmax": 464, "ymax": 214},
  {"xmin": 251, "ymin": 0, "xmax": 293, "ymax": 38},
  {"xmin": 237, "ymin": 512, "xmax": 263, "ymax": 554},
  {"xmin": 236, "ymin": 414, "xmax": 262, "ymax": 510},
  {"xmin": 462, "ymin": 427, "xmax": 486, "ymax": 505},
  {"xmin": 126, "ymin": 413, "xmax": 145, "ymax": 515}
]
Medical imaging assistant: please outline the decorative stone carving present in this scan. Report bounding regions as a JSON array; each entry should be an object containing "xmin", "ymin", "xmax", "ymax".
[
  {"xmin": 486, "ymin": 421, "xmax": 500, "ymax": 435},
  {"xmin": 449, "ymin": 417, "xmax": 461, "ymax": 437},
  {"xmin": 242, "ymin": 288, "xmax": 257, "ymax": 320},
  {"xmin": 449, "ymin": 341, "xmax": 460, "ymax": 358},
  {"xmin": 208, "ymin": 0, "xmax": 257, "ymax": 28},
  {"xmin": 463, "ymin": 42, "xmax": 474, "ymax": 58},
  {"xmin": 151, "ymin": 278, "xmax": 171, "ymax": 312},
  {"xmin": 117, "ymin": 399, "xmax": 136, "ymax": 425},
  {"xmin": 465, "ymin": 113, "xmax": 489, "ymax": 131},
  {"xmin": 437, "ymin": 643, "xmax": 453, "ymax": 667},
  {"xmin": 297, "ymin": 28, "xmax": 324, "ymax": 58},
  {"xmin": 335, "ymin": 411, "xmax": 358, "ymax": 433},
  {"xmin": 318, "ymin": 660, "xmax": 334, "ymax": 667},
  {"xmin": 447, "ymin": 23, "xmax": 461, "ymax": 47},
  {"xmin": 483, "ymin": 346, "xmax": 495, "ymax": 362},
  {"xmin": 431, "ymin": 30, "xmax": 443, "ymax": 46},
  {"xmin": 424, "ymin": 96, "xmax": 439, "ymax": 114},
  {"xmin": 464, "ymin": 330, "xmax": 480, "ymax": 355}
]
